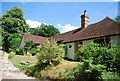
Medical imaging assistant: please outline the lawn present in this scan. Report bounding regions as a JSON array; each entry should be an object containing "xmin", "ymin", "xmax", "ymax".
[
  {"xmin": 10, "ymin": 55, "xmax": 81, "ymax": 79},
  {"xmin": 10, "ymin": 55, "xmax": 37, "ymax": 71},
  {"xmin": 9, "ymin": 55, "xmax": 120, "ymax": 80},
  {"xmin": 10, "ymin": 55, "xmax": 80, "ymax": 70}
]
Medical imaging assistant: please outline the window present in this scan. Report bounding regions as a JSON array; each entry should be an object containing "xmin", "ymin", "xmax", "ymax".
[
  {"xmin": 69, "ymin": 44, "xmax": 72, "ymax": 48},
  {"xmin": 94, "ymin": 37, "xmax": 110, "ymax": 45}
]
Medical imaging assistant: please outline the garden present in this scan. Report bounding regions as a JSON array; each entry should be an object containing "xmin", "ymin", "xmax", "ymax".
[{"xmin": 9, "ymin": 39, "xmax": 120, "ymax": 81}]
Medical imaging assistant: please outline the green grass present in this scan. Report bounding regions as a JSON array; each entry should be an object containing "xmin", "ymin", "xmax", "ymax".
[
  {"xmin": 10, "ymin": 55, "xmax": 81, "ymax": 78},
  {"xmin": 10, "ymin": 55, "xmax": 120, "ymax": 80},
  {"xmin": 10, "ymin": 55, "xmax": 37, "ymax": 71}
]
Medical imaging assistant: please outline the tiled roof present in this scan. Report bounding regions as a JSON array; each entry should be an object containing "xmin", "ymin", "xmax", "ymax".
[
  {"xmin": 24, "ymin": 34, "xmax": 48, "ymax": 44},
  {"xmin": 50, "ymin": 17, "xmax": 120, "ymax": 43}
]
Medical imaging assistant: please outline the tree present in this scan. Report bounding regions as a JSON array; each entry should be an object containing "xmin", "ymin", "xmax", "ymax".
[
  {"xmin": 2, "ymin": 6, "xmax": 30, "ymax": 34},
  {"xmin": 7, "ymin": 33, "xmax": 22, "ymax": 52},
  {"xmin": 114, "ymin": 16, "xmax": 120, "ymax": 23},
  {"xmin": 2, "ymin": 6, "xmax": 30, "ymax": 51},
  {"xmin": 30, "ymin": 23, "xmax": 60, "ymax": 37}
]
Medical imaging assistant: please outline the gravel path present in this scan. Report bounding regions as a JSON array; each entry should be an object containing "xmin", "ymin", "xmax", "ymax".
[{"xmin": 0, "ymin": 50, "xmax": 40, "ymax": 81}]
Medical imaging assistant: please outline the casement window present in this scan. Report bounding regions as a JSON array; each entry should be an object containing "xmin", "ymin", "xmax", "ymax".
[{"xmin": 94, "ymin": 37, "xmax": 110, "ymax": 46}]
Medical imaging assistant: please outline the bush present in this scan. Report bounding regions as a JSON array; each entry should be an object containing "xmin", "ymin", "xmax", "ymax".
[
  {"xmin": 8, "ymin": 52, "xmax": 15, "ymax": 59},
  {"xmin": 75, "ymin": 43, "xmax": 120, "ymax": 73},
  {"xmin": 110, "ymin": 44, "xmax": 120, "ymax": 73},
  {"xmin": 36, "ymin": 39, "xmax": 65, "ymax": 67},
  {"xmin": 102, "ymin": 71, "xmax": 120, "ymax": 80},
  {"xmin": 24, "ymin": 40, "xmax": 35, "ymax": 55},
  {"xmin": 58, "ymin": 60, "xmax": 105, "ymax": 81},
  {"xmin": 73, "ymin": 60, "xmax": 105, "ymax": 81},
  {"xmin": 15, "ymin": 48, "xmax": 24, "ymax": 55},
  {"xmin": 7, "ymin": 33, "xmax": 22, "ymax": 52},
  {"xmin": 27, "ymin": 39, "xmax": 65, "ymax": 78}
]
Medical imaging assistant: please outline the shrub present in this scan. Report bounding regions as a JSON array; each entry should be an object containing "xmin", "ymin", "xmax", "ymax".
[
  {"xmin": 15, "ymin": 48, "xmax": 24, "ymax": 55},
  {"xmin": 36, "ymin": 39, "xmax": 65, "ymax": 67},
  {"xmin": 58, "ymin": 60, "xmax": 105, "ymax": 81},
  {"xmin": 75, "ymin": 43, "xmax": 120, "ymax": 73},
  {"xmin": 102, "ymin": 71, "xmax": 120, "ymax": 80},
  {"xmin": 73, "ymin": 60, "xmax": 105, "ymax": 81},
  {"xmin": 110, "ymin": 44, "xmax": 120, "ymax": 73},
  {"xmin": 8, "ymin": 52, "xmax": 15, "ymax": 59},
  {"xmin": 24, "ymin": 40, "xmax": 35, "ymax": 55},
  {"xmin": 7, "ymin": 33, "xmax": 22, "ymax": 52},
  {"xmin": 27, "ymin": 39, "xmax": 65, "ymax": 78}
]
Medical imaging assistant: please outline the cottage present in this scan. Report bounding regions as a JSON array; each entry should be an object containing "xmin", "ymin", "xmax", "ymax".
[
  {"xmin": 20, "ymin": 11, "xmax": 120, "ymax": 60},
  {"xmin": 50, "ymin": 11, "xmax": 120, "ymax": 60}
]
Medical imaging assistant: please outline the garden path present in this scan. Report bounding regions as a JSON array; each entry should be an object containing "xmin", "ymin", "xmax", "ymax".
[{"xmin": 0, "ymin": 50, "xmax": 40, "ymax": 81}]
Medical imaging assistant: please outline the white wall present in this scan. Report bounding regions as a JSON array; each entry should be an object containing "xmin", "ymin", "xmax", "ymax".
[
  {"xmin": 66, "ymin": 35, "xmax": 120, "ymax": 60},
  {"xmin": 111, "ymin": 35, "xmax": 120, "ymax": 45},
  {"xmin": 82, "ymin": 40, "xmax": 93, "ymax": 48},
  {"xmin": 67, "ymin": 40, "xmax": 93, "ymax": 60},
  {"xmin": 67, "ymin": 43, "xmax": 75, "ymax": 60}
]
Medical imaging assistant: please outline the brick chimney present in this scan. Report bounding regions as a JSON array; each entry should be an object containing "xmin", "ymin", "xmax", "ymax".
[{"xmin": 81, "ymin": 10, "xmax": 89, "ymax": 29}]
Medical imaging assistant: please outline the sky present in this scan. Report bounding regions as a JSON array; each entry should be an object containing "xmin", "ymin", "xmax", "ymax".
[{"xmin": 2, "ymin": 1, "xmax": 120, "ymax": 33}]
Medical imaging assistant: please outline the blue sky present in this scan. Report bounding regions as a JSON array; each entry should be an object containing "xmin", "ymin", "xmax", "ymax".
[{"xmin": 2, "ymin": 2, "xmax": 119, "ymax": 33}]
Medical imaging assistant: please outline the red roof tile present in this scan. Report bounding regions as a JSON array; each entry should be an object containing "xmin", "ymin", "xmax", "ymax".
[
  {"xmin": 50, "ymin": 17, "xmax": 120, "ymax": 43},
  {"xmin": 24, "ymin": 34, "xmax": 48, "ymax": 44}
]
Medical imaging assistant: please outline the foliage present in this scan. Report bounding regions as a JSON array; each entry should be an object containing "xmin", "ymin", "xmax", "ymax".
[
  {"xmin": 75, "ymin": 42, "xmax": 101, "ymax": 61},
  {"xmin": 7, "ymin": 33, "xmax": 22, "ymax": 52},
  {"xmin": 63, "ymin": 44, "xmax": 67, "ymax": 57},
  {"xmin": 58, "ymin": 60, "xmax": 105, "ymax": 81},
  {"xmin": 114, "ymin": 16, "xmax": 120, "ymax": 23},
  {"xmin": 110, "ymin": 44, "xmax": 120, "ymax": 73},
  {"xmin": 24, "ymin": 40, "xmax": 35, "ymax": 55},
  {"xmin": 0, "ymin": 27, "xmax": 3, "ymax": 46},
  {"xmin": 27, "ymin": 39, "xmax": 65, "ymax": 78},
  {"xmin": 8, "ymin": 52, "xmax": 15, "ymax": 59},
  {"xmin": 36, "ymin": 39, "xmax": 65, "ymax": 66},
  {"xmin": 16, "ymin": 48, "xmax": 24, "ymax": 55},
  {"xmin": 2, "ymin": 6, "xmax": 29, "ymax": 34},
  {"xmin": 30, "ymin": 23, "xmax": 60, "ymax": 37},
  {"xmin": 75, "ymin": 42, "xmax": 120, "ymax": 73},
  {"xmin": 102, "ymin": 71, "xmax": 120, "ymax": 80},
  {"xmin": 0, "ymin": 35, "xmax": 2, "ymax": 46},
  {"xmin": 2, "ymin": 6, "xmax": 29, "ymax": 52},
  {"xmin": 73, "ymin": 60, "xmax": 105, "ymax": 81}
]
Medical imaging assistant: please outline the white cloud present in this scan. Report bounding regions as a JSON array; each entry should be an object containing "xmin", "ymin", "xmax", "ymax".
[
  {"xmin": 57, "ymin": 24, "xmax": 79, "ymax": 33},
  {"xmin": 26, "ymin": 20, "xmax": 42, "ymax": 28},
  {"xmin": 112, "ymin": 0, "xmax": 120, "ymax": 1},
  {"xmin": 26, "ymin": 20, "xmax": 49, "ymax": 28}
]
